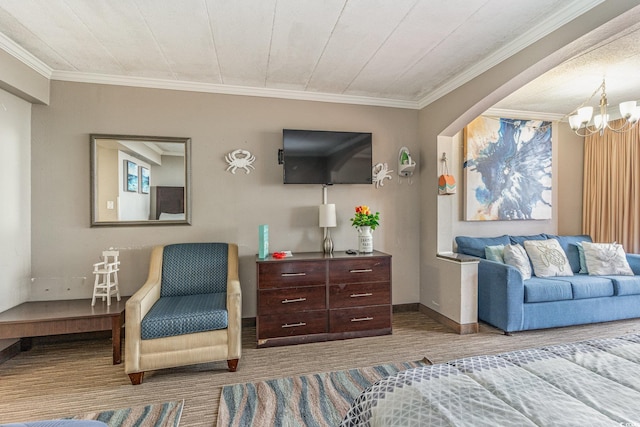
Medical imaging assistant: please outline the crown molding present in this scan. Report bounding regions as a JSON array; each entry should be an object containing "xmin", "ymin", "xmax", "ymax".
[
  {"xmin": 484, "ymin": 108, "xmax": 565, "ymax": 122},
  {"xmin": 51, "ymin": 70, "xmax": 420, "ymax": 110},
  {"xmin": 0, "ymin": 32, "xmax": 52, "ymax": 78},
  {"xmin": 416, "ymin": 0, "xmax": 605, "ymax": 109}
]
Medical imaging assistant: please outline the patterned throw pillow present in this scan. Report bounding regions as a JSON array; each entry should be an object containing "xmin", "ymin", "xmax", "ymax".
[
  {"xmin": 523, "ymin": 239, "xmax": 573, "ymax": 277},
  {"xmin": 581, "ymin": 242, "xmax": 634, "ymax": 276},
  {"xmin": 503, "ymin": 244, "xmax": 532, "ymax": 280},
  {"xmin": 485, "ymin": 245, "xmax": 505, "ymax": 263}
]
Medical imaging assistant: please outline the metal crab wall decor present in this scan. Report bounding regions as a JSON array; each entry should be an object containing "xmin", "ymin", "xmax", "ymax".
[
  {"xmin": 372, "ymin": 162, "xmax": 393, "ymax": 188},
  {"xmin": 225, "ymin": 149, "xmax": 256, "ymax": 174}
]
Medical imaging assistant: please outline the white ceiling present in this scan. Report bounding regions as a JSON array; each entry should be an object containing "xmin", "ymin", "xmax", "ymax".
[{"xmin": 1, "ymin": 0, "xmax": 639, "ymax": 115}]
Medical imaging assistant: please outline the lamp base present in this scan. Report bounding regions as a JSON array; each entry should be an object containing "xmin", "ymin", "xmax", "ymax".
[{"xmin": 323, "ymin": 230, "xmax": 334, "ymax": 254}]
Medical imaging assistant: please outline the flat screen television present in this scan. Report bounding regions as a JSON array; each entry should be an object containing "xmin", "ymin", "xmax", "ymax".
[{"xmin": 281, "ymin": 129, "xmax": 372, "ymax": 185}]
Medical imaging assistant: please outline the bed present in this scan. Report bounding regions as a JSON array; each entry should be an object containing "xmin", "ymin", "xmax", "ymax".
[
  {"xmin": 154, "ymin": 186, "xmax": 184, "ymax": 220},
  {"xmin": 340, "ymin": 334, "xmax": 640, "ymax": 426}
]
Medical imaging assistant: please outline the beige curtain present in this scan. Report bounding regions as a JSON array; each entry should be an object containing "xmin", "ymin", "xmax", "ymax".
[{"xmin": 582, "ymin": 118, "xmax": 640, "ymax": 252}]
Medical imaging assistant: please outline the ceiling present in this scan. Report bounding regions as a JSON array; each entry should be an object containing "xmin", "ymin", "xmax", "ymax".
[{"xmin": 1, "ymin": 0, "xmax": 639, "ymax": 116}]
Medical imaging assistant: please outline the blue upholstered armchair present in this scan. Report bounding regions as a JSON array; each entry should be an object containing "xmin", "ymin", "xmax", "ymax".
[{"xmin": 125, "ymin": 243, "xmax": 241, "ymax": 385}]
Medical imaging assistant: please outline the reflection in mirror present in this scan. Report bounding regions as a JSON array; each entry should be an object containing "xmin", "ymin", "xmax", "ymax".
[{"xmin": 90, "ymin": 134, "xmax": 191, "ymax": 226}]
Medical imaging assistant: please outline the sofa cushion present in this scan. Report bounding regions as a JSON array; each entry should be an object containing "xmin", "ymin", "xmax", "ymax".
[
  {"xmin": 607, "ymin": 275, "xmax": 640, "ymax": 296},
  {"xmin": 546, "ymin": 234, "xmax": 592, "ymax": 273},
  {"xmin": 161, "ymin": 243, "xmax": 229, "ymax": 297},
  {"xmin": 523, "ymin": 239, "xmax": 573, "ymax": 277},
  {"xmin": 455, "ymin": 235, "xmax": 510, "ymax": 258},
  {"xmin": 551, "ymin": 275, "xmax": 614, "ymax": 299},
  {"xmin": 141, "ymin": 293, "xmax": 228, "ymax": 340},
  {"xmin": 524, "ymin": 277, "xmax": 573, "ymax": 303},
  {"xmin": 582, "ymin": 242, "xmax": 634, "ymax": 276}
]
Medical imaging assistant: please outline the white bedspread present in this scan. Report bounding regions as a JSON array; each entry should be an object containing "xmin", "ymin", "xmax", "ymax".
[{"xmin": 340, "ymin": 334, "xmax": 640, "ymax": 426}]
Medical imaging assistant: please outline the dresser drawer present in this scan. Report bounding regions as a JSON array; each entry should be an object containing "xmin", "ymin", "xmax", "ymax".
[
  {"xmin": 329, "ymin": 305, "xmax": 391, "ymax": 333},
  {"xmin": 258, "ymin": 310, "xmax": 327, "ymax": 339},
  {"xmin": 329, "ymin": 258, "xmax": 390, "ymax": 284},
  {"xmin": 258, "ymin": 286, "xmax": 326, "ymax": 315},
  {"xmin": 329, "ymin": 282, "xmax": 390, "ymax": 309},
  {"xmin": 258, "ymin": 261, "xmax": 326, "ymax": 289}
]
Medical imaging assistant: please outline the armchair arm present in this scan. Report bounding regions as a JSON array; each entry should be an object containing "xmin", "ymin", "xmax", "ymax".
[
  {"xmin": 226, "ymin": 243, "xmax": 241, "ymax": 359},
  {"xmin": 626, "ymin": 253, "xmax": 640, "ymax": 275},
  {"xmin": 227, "ymin": 279, "xmax": 242, "ymax": 359},
  {"xmin": 477, "ymin": 259, "xmax": 525, "ymax": 333},
  {"xmin": 125, "ymin": 245, "xmax": 164, "ymax": 373}
]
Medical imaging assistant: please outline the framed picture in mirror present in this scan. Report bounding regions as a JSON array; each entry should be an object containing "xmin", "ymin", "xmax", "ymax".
[
  {"xmin": 125, "ymin": 160, "xmax": 138, "ymax": 192},
  {"xmin": 140, "ymin": 167, "xmax": 150, "ymax": 194}
]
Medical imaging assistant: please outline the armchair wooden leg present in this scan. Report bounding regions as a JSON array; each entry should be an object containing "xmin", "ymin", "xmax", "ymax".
[
  {"xmin": 227, "ymin": 359, "xmax": 239, "ymax": 372},
  {"xmin": 128, "ymin": 372, "xmax": 144, "ymax": 385}
]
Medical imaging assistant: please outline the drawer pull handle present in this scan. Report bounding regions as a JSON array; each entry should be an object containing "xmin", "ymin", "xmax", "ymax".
[
  {"xmin": 349, "ymin": 269, "xmax": 373, "ymax": 273},
  {"xmin": 282, "ymin": 297, "xmax": 307, "ymax": 304},
  {"xmin": 351, "ymin": 317, "xmax": 374, "ymax": 322},
  {"xmin": 282, "ymin": 322, "xmax": 306, "ymax": 328},
  {"xmin": 350, "ymin": 293, "xmax": 373, "ymax": 298},
  {"xmin": 281, "ymin": 272, "xmax": 306, "ymax": 277}
]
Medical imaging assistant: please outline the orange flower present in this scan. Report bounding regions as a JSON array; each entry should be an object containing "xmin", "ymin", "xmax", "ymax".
[{"xmin": 350, "ymin": 205, "xmax": 380, "ymax": 230}]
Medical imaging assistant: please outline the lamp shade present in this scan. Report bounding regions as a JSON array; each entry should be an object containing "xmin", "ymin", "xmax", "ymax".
[{"xmin": 319, "ymin": 204, "xmax": 336, "ymax": 228}]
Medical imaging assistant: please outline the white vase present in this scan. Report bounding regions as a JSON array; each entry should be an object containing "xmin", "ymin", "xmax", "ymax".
[{"xmin": 358, "ymin": 226, "xmax": 373, "ymax": 253}]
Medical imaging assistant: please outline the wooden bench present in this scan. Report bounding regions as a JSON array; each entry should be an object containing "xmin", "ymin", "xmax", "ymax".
[{"xmin": 0, "ymin": 297, "xmax": 128, "ymax": 364}]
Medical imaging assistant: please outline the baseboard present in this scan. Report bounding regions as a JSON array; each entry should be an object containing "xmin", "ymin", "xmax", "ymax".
[
  {"xmin": 419, "ymin": 304, "xmax": 479, "ymax": 335},
  {"xmin": 393, "ymin": 303, "xmax": 419, "ymax": 312},
  {"xmin": 0, "ymin": 339, "xmax": 21, "ymax": 364}
]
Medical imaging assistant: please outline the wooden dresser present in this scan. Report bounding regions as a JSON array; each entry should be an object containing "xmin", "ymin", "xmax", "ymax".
[{"xmin": 256, "ymin": 251, "xmax": 391, "ymax": 348}]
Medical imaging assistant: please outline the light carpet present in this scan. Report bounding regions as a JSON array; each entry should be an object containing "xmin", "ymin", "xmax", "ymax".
[
  {"xmin": 67, "ymin": 401, "xmax": 183, "ymax": 427},
  {"xmin": 217, "ymin": 360, "xmax": 429, "ymax": 427}
]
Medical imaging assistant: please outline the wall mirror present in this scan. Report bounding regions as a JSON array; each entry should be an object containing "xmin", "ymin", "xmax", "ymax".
[{"xmin": 90, "ymin": 134, "xmax": 191, "ymax": 226}]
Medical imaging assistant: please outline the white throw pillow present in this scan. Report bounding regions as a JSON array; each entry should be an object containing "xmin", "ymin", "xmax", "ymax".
[
  {"xmin": 582, "ymin": 242, "xmax": 634, "ymax": 276},
  {"xmin": 503, "ymin": 244, "xmax": 531, "ymax": 280},
  {"xmin": 524, "ymin": 239, "xmax": 573, "ymax": 277}
]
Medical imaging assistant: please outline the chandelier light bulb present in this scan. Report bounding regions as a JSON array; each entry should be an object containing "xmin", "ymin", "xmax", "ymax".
[
  {"xmin": 594, "ymin": 114, "xmax": 609, "ymax": 130},
  {"xmin": 629, "ymin": 106, "xmax": 640, "ymax": 124},
  {"xmin": 577, "ymin": 106, "xmax": 593, "ymax": 124},
  {"xmin": 619, "ymin": 101, "xmax": 637, "ymax": 119},
  {"xmin": 568, "ymin": 115, "xmax": 582, "ymax": 130}
]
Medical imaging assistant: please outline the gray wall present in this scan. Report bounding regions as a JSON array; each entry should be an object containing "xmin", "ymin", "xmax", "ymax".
[
  {"xmin": 30, "ymin": 81, "xmax": 420, "ymax": 317},
  {"xmin": 0, "ymin": 88, "xmax": 31, "ymax": 312}
]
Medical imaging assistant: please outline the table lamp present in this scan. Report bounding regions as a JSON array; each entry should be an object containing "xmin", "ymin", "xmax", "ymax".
[{"xmin": 319, "ymin": 204, "xmax": 337, "ymax": 254}]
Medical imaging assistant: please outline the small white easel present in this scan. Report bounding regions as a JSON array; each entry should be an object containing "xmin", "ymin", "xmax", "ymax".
[{"xmin": 92, "ymin": 250, "xmax": 121, "ymax": 306}]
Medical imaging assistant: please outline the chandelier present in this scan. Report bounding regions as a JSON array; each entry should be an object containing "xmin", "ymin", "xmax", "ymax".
[{"xmin": 568, "ymin": 79, "xmax": 640, "ymax": 136}]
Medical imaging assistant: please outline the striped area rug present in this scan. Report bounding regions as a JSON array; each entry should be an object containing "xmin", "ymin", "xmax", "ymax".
[
  {"xmin": 217, "ymin": 360, "xmax": 429, "ymax": 427},
  {"xmin": 68, "ymin": 400, "xmax": 183, "ymax": 427}
]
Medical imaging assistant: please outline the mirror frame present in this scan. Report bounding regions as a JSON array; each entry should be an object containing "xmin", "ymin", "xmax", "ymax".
[{"xmin": 90, "ymin": 134, "xmax": 192, "ymax": 227}]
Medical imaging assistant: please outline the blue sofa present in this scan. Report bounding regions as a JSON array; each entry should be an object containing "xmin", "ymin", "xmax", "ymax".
[{"xmin": 455, "ymin": 234, "xmax": 640, "ymax": 333}]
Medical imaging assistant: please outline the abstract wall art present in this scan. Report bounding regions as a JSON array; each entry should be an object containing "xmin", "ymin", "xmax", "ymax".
[{"xmin": 463, "ymin": 117, "xmax": 552, "ymax": 221}]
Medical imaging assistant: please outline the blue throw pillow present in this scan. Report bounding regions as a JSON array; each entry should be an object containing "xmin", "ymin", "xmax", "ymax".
[
  {"xmin": 575, "ymin": 241, "xmax": 589, "ymax": 274},
  {"xmin": 485, "ymin": 245, "xmax": 505, "ymax": 263},
  {"xmin": 455, "ymin": 235, "xmax": 510, "ymax": 258},
  {"xmin": 548, "ymin": 234, "xmax": 592, "ymax": 273}
]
